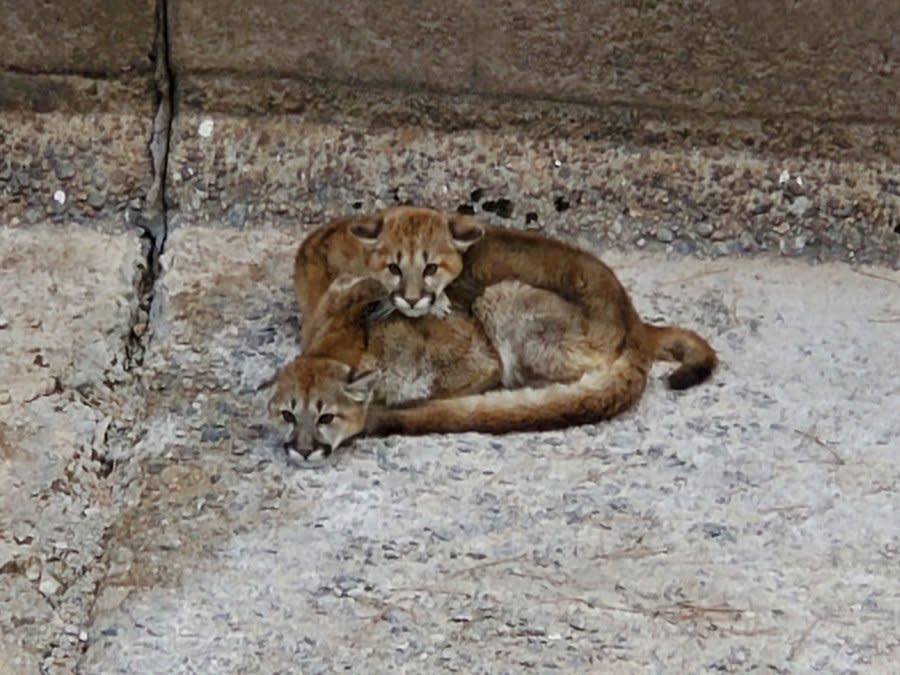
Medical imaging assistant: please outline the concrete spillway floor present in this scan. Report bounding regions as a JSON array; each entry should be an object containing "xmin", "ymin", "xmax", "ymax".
[{"xmin": 1, "ymin": 224, "xmax": 898, "ymax": 673}]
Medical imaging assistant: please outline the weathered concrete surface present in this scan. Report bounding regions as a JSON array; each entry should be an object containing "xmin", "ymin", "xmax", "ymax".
[
  {"xmin": 169, "ymin": 0, "xmax": 900, "ymax": 124},
  {"xmin": 0, "ymin": 3, "xmax": 158, "ymax": 230},
  {"xmin": 0, "ymin": 1, "xmax": 156, "ymax": 114},
  {"xmin": 0, "ymin": 113, "xmax": 156, "ymax": 230},
  {"xmin": 60, "ymin": 226, "xmax": 899, "ymax": 673},
  {"xmin": 3, "ymin": 0, "xmax": 897, "ymax": 264},
  {"xmin": 164, "ymin": 0, "xmax": 900, "ymax": 271},
  {"xmin": 0, "ymin": 0, "xmax": 155, "ymax": 76},
  {"xmin": 166, "ymin": 112, "xmax": 900, "ymax": 268},
  {"xmin": 0, "ymin": 225, "xmax": 146, "ymax": 673}
]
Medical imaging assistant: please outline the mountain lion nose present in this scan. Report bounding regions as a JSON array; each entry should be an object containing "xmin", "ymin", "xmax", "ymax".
[{"xmin": 391, "ymin": 291, "xmax": 434, "ymax": 311}]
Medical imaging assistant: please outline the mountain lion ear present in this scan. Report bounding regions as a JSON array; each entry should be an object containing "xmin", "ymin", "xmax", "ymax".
[
  {"xmin": 342, "ymin": 369, "xmax": 381, "ymax": 402},
  {"xmin": 349, "ymin": 216, "xmax": 384, "ymax": 244},
  {"xmin": 447, "ymin": 215, "xmax": 484, "ymax": 251}
]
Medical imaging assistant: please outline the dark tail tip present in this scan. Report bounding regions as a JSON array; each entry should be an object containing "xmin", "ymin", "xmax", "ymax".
[{"xmin": 667, "ymin": 361, "xmax": 716, "ymax": 390}]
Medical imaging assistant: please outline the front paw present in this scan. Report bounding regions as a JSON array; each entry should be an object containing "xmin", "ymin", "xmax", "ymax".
[
  {"xmin": 430, "ymin": 294, "xmax": 452, "ymax": 318},
  {"xmin": 367, "ymin": 298, "xmax": 396, "ymax": 321}
]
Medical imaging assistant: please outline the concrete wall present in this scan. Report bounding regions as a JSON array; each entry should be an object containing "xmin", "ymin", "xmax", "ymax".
[
  {"xmin": 4, "ymin": 0, "xmax": 896, "ymax": 123},
  {"xmin": 170, "ymin": 0, "xmax": 899, "ymax": 123},
  {"xmin": 0, "ymin": 1, "xmax": 157, "ymax": 231},
  {"xmin": 1, "ymin": 0, "xmax": 898, "ymax": 266},
  {"xmin": 1, "ymin": 1, "xmax": 155, "ymax": 74},
  {"xmin": 0, "ymin": 0, "xmax": 156, "ymax": 110}
]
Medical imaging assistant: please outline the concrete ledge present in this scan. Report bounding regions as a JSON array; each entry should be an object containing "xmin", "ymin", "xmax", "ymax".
[
  {"xmin": 0, "ymin": 224, "xmax": 145, "ymax": 671},
  {"xmin": 165, "ymin": 111, "xmax": 900, "ymax": 267},
  {"xmin": 2, "ymin": 0, "xmax": 897, "ymax": 264},
  {"xmin": 0, "ymin": 113, "xmax": 155, "ymax": 229},
  {"xmin": 169, "ymin": 0, "xmax": 900, "ymax": 125}
]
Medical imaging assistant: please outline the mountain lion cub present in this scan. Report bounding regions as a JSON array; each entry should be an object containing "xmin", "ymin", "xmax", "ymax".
[
  {"xmin": 295, "ymin": 206, "xmax": 715, "ymax": 388},
  {"xmin": 292, "ymin": 209, "xmax": 482, "ymax": 345}
]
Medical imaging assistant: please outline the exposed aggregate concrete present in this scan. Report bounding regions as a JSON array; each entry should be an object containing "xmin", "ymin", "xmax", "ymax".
[
  {"xmin": 166, "ymin": 112, "xmax": 899, "ymax": 269},
  {"xmin": 0, "ymin": 226, "xmax": 147, "ymax": 673}
]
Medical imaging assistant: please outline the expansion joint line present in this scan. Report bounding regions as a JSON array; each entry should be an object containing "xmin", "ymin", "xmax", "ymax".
[{"xmin": 126, "ymin": 0, "xmax": 174, "ymax": 371}]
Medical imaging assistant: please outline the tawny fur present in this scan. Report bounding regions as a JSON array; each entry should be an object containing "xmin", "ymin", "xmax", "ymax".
[
  {"xmin": 284, "ymin": 206, "xmax": 717, "ymax": 445},
  {"xmin": 269, "ymin": 276, "xmax": 502, "ymax": 457},
  {"xmin": 301, "ymin": 276, "xmax": 502, "ymax": 404},
  {"xmin": 353, "ymin": 209, "xmax": 717, "ymax": 436},
  {"xmin": 293, "ymin": 207, "xmax": 480, "ymax": 344},
  {"xmin": 445, "ymin": 225, "xmax": 717, "ymax": 390},
  {"xmin": 368, "ymin": 281, "xmax": 651, "ymax": 435}
]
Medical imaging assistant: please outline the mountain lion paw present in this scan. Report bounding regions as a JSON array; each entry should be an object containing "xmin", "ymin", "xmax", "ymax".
[{"xmin": 430, "ymin": 293, "xmax": 452, "ymax": 318}]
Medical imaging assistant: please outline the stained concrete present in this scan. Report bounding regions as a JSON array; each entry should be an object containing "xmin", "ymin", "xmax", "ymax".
[
  {"xmin": 4, "ymin": 220, "xmax": 897, "ymax": 673},
  {"xmin": 0, "ymin": 0, "xmax": 155, "ymax": 76},
  {"xmin": 169, "ymin": 0, "xmax": 900, "ymax": 124}
]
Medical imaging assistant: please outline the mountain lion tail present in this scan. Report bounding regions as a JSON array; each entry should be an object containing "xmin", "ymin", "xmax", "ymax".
[
  {"xmin": 643, "ymin": 324, "xmax": 717, "ymax": 390},
  {"xmin": 369, "ymin": 352, "xmax": 648, "ymax": 436}
]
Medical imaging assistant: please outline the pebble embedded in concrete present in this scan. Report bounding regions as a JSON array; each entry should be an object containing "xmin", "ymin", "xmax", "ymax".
[
  {"xmin": 656, "ymin": 226, "xmax": 676, "ymax": 242},
  {"xmin": 38, "ymin": 575, "xmax": 62, "ymax": 598},
  {"xmin": 695, "ymin": 221, "xmax": 716, "ymax": 237}
]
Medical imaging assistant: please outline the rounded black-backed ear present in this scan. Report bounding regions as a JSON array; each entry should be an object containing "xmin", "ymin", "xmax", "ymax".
[
  {"xmin": 342, "ymin": 368, "xmax": 382, "ymax": 403},
  {"xmin": 447, "ymin": 214, "xmax": 485, "ymax": 251},
  {"xmin": 349, "ymin": 216, "xmax": 384, "ymax": 245}
]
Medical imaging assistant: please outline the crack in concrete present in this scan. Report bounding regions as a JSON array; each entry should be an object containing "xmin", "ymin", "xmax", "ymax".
[
  {"xmin": 126, "ymin": 0, "xmax": 174, "ymax": 372},
  {"xmin": 66, "ymin": 5, "xmax": 176, "ymax": 648},
  {"xmin": 146, "ymin": 0, "xmax": 174, "ymax": 254}
]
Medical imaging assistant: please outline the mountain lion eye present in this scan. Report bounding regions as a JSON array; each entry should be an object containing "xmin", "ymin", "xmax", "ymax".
[
  {"xmin": 281, "ymin": 410, "xmax": 296, "ymax": 424},
  {"xmin": 317, "ymin": 413, "xmax": 335, "ymax": 425},
  {"xmin": 388, "ymin": 263, "xmax": 402, "ymax": 276},
  {"xmin": 423, "ymin": 263, "xmax": 438, "ymax": 277}
]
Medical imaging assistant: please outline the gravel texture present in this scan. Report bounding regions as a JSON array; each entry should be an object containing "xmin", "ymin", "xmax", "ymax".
[
  {"xmin": 166, "ymin": 111, "xmax": 899, "ymax": 269},
  {"xmin": 4, "ymin": 224, "xmax": 895, "ymax": 673},
  {"xmin": 0, "ymin": 112, "xmax": 155, "ymax": 230}
]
